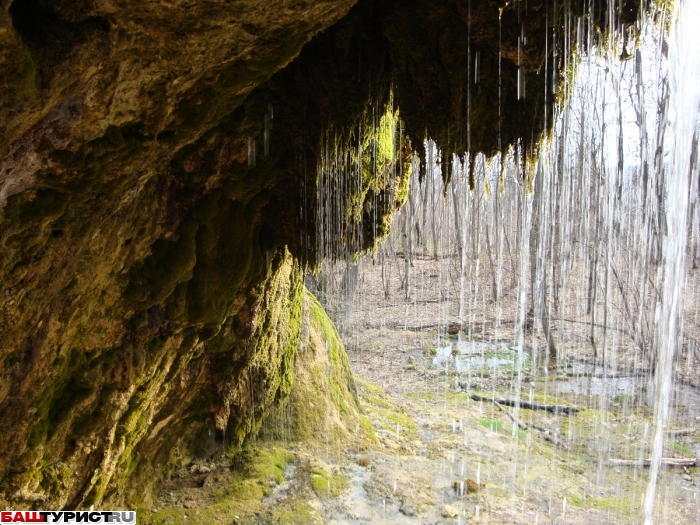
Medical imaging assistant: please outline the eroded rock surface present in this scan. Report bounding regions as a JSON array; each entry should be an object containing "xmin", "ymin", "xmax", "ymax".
[
  {"xmin": 0, "ymin": 0, "xmax": 357, "ymax": 509},
  {"xmin": 0, "ymin": 0, "xmax": 643, "ymax": 510}
]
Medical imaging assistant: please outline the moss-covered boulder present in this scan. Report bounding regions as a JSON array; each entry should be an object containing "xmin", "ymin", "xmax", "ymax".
[
  {"xmin": 261, "ymin": 290, "xmax": 370, "ymax": 446},
  {"xmin": 139, "ymin": 287, "xmax": 366, "ymax": 524}
]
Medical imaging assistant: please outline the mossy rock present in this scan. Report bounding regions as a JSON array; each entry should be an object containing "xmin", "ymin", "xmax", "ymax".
[
  {"xmin": 269, "ymin": 500, "xmax": 322, "ymax": 525},
  {"xmin": 260, "ymin": 289, "xmax": 372, "ymax": 449},
  {"xmin": 310, "ymin": 467, "xmax": 347, "ymax": 498},
  {"xmin": 241, "ymin": 447, "xmax": 295, "ymax": 487},
  {"xmin": 355, "ymin": 376, "xmax": 417, "ymax": 437},
  {"xmin": 137, "ymin": 444, "xmax": 306, "ymax": 524}
]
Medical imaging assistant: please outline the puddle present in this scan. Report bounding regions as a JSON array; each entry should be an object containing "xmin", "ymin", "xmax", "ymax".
[
  {"xmin": 553, "ymin": 375, "xmax": 640, "ymax": 396},
  {"xmin": 549, "ymin": 362, "xmax": 700, "ymax": 420},
  {"xmin": 433, "ymin": 340, "xmax": 528, "ymax": 371}
]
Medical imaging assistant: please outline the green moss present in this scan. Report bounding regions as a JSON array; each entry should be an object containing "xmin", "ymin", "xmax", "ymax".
[
  {"xmin": 243, "ymin": 447, "xmax": 295, "ymax": 486},
  {"xmin": 7, "ymin": 467, "xmax": 42, "ymax": 494},
  {"xmin": 8, "ymin": 49, "xmax": 37, "ymax": 99},
  {"xmin": 202, "ymin": 254, "xmax": 307, "ymax": 451},
  {"xmin": 270, "ymin": 500, "xmax": 321, "ymax": 524},
  {"xmin": 360, "ymin": 392, "xmax": 393, "ymax": 410},
  {"xmin": 381, "ymin": 407, "xmax": 416, "ymax": 431},
  {"xmin": 669, "ymin": 442, "xmax": 694, "ymax": 457},
  {"xmin": 138, "ymin": 445, "xmax": 300, "ymax": 524},
  {"xmin": 27, "ymin": 419, "xmax": 50, "ymax": 448},
  {"xmin": 524, "ymin": 391, "xmax": 571, "ymax": 407},
  {"xmin": 310, "ymin": 467, "xmax": 347, "ymax": 498},
  {"xmin": 406, "ymin": 391, "xmax": 437, "ymax": 401},
  {"xmin": 260, "ymin": 288, "xmax": 366, "ymax": 449},
  {"xmin": 313, "ymin": 102, "xmax": 411, "ymax": 258},
  {"xmin": 0, "ymin": 0, "xmax": 654, "ymax": 511},
  {"xmin": 2, "ymin": 352, "xmax": 18, "ymax": 370},
  {"xmin": 82, "ymin": 482, "xmax": 106, "ymax": 508},
  {"xmin": 24, "ymin": 348, "xmax": 98, "ymax": 452},
  {"xmin": 359, "ymin": 415, "xmax": 378, "ymax": 443},
  {"xmin": 480, "ymin": 419, "xmax": 504, "ymax": 432},
  {"xmin": 355, "ymin": 377, "xmax": 385, "ymax": 397},
  {"xmin": 0, "ymin": 41, "xmax": 37, "ymax": 106},
  {"xmin": 592, "ymin": 496, "xmax": 634, "ymax": 513},
  {"xmin": 565, "ymin": 493, "xmax": 587, "ymax": 508},
  {"xmin": 355, "ymin": 377, "xmax": 417, "ymax": 437},
  {"xmin": 40, "ymin": 462, "xmax": 72, "ymax": 496}
]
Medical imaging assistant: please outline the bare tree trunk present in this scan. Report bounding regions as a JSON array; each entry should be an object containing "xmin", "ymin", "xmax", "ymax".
[
  {"xmin": 380, "ymin": 245, "xmax": 391, "ymax": 300},
  {"xmin": 402, "ymin": 210, "xmax": 412, "ymax": 300},
  {"xmin": 431, "ymin": 152, "xmax": 441, "ymax": 261},
  {"xmin": 652, "ymin": 67, "xmax": 669, "ymax": 266},
  {"xmin": 529, "ymin": 160, "xmax": 557, "ymax": 364},
  {"xmin": 587, "ymin": 143, "xmax": 601, "ymax": 361},
  {"xmin": 484, "ymin": 226, "xmax": 498, "ymax": 304},
  {"xmin": 421, "ymin": 153, "xmax": 430, "ymax": 257},
  {"xmin": 635, "ymin": 50, "xmax": 651, "ymax": 225}
]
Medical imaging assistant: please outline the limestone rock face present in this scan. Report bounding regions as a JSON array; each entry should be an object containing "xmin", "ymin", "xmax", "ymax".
[
  {"xmin": 0, "ymin": 0, "xmax": 356, "ymax": 509},
  {"xmin": 0, "ymin": 0, "xmax": 642, "ymax": 510}
]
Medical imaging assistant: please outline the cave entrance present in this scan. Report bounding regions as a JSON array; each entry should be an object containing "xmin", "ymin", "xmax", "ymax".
[{"xmin": 303, "ymin": 4, "xmax": 700, "ymax": 522}]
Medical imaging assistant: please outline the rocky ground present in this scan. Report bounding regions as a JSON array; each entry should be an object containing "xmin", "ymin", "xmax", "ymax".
[
  {"xmin": 138, "ymin": 348, "xmax": 700, "ymax": 524},
  {"xmin": 138, "ymin": 256, "xmax": 700, "ymax": 524}
]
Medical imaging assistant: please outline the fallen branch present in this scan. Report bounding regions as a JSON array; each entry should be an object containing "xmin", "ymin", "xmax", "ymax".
[
  {"xmin": 467, "ymin": 392, "xmax": 581, "ymax": 415},
  {"xmin": 664, "ymin": 428, "xmax": 696, "ymax": 436},
  {"xmin": 555, "ymin": 364, "xmax": 650, "ymax": 379},
  {"xmin": 393, "ymin": 321, "xmax": 463, "ymax": 333},
  {"xmin": 608, "ymin": 458, "xmax": 698, "ymax": 467},
  {"xmin": 490, "ymin": 400, "xmax": 566, "ymax": 449}
]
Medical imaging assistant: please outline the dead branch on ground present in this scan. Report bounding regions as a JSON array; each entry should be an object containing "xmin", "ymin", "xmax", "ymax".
[
  {"xmin": 608, "ymin": 458, "xmax": 698, "ymax": 467},
  {"xmin": 467, "ymin": 392, "xmax": 581, "ymax": 415},
  {"xmin": 486, "ymin": 399, "xmax": 567, "ymax": 449}
]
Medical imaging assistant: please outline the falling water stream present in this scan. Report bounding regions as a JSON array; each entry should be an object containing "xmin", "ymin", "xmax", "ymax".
[
  {"xmin": 308, "ymin": 1, "xmax": 700, "ymax": 523},
  {"xmin": 644, "ymin": 1, "xmax": 700, "ymax": 523}
]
